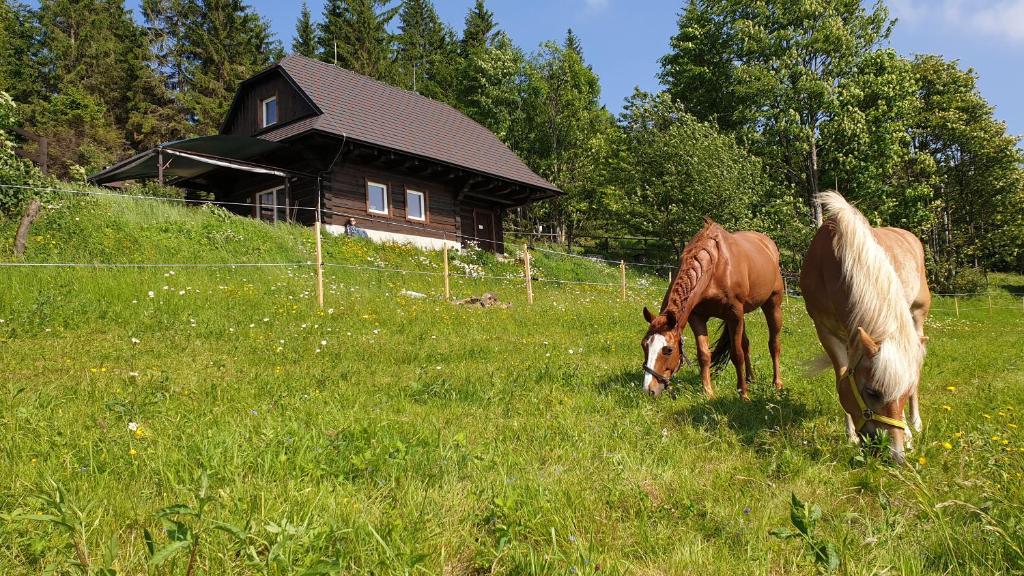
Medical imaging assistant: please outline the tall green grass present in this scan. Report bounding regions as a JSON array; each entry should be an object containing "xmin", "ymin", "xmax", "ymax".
[{"xmin": 1, "ymin": 192, "xmax": 1022, "ymax": 575}]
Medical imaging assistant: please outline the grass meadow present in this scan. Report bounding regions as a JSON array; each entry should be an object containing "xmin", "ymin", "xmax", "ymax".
[{"xmin": 1, "ymin": 193, "xmax": 1023, "ymax": 575}]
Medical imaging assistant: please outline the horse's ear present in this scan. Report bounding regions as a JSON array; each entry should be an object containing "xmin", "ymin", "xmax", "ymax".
[
  {"xmin": 643, "ymin": 306, "xmax": 654, "ymax": 323},
  {"xmin": 857, "ymin": 327, "xmax": 880, "ymax": 357},
  {"xmin": 664, "ymin": 309, "xmax": 678, "ymax": 330}
]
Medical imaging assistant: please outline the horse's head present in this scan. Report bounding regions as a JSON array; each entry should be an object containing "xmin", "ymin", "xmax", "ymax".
[
  {"xmin": 641, "ymin": 306, "xmax": 685, "ymax": 397},
  {"xmin": 839, "ymin": 327, "xmax": 924, "ymax": 462}
]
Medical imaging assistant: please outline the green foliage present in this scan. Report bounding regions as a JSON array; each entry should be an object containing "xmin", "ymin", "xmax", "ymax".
[
  {"xmin": 822, "ymin": 49, "xmax": 935, "ymax": 232},
  {"xmin": 911, "ymin": 55, "xmax": 1024, "ymax": 276},
  {"xmin": 770, "ymin": 494, "xmax": 840, "ymax": 573},
  {"xmin": 457, "ymin": 33, "xmax": 527, "ymax": 143},
  {"xmin": 177, "ymin": 0, "xmax": 283, "ymax": 134},
  {"xmin": 317, "ymin": 0, "xmax": 399, "ymax": 82},
  {"xmin": 659, "ymin": 0, "xmax": 893, "ymax": 224},
  {"xmin": 461, "ymin": 0, "xmax": 498, "ymax": 54},
  {"xmin": 292, "ymin": 2, "xmax": 318, "ymax": 58},
  {"xmin": 611, "ymin": 91, "xmax": 790, "ymax": 256},
  {"xmin": 0, "ymin": 91, "xmax": 46, "ymax": 214},
  {"xmin": 516, "ymin": 32, "xmax": 616, "ymax": 246},
  {"xmin": 394, "ymin": 0, "xmax": 460, "ymax": 103}
]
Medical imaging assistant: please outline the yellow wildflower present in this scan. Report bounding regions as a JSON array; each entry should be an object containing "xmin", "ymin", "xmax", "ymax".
[
  {"xmin": 942, "ymin": 442, "xmax": 953, "ymax": 450},
  {"xmin": 946, "ymin": 386, "xmax": 956, "ymax": 392},
  {"xmin": 129, "ymin": 448, "xmax": 137, "ymax": 457},
  {"xmin": 918, "ymin": 457, "xmax": 927, "ymax": 466},
  {"xmin": 1009, "ymin": 424, "xmax": 1018, "ymax": 429},
  {"xmin": 942, "ymin": 405, "xmax": 952, "ymax": 412}
]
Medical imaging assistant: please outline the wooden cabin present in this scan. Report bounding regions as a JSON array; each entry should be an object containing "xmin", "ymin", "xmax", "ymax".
[{"xmin": 90, "ymin": 54, "xmax": 560, "ymax": 252}]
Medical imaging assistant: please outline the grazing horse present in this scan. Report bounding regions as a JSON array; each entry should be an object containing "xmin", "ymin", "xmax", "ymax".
[
  {"xmin": 800, "ymin": 192, "xmax": 930, "ymax": 462},
  {"xmin": 641, "ymin": 221, "xmax": 785, "ymax": 399}
]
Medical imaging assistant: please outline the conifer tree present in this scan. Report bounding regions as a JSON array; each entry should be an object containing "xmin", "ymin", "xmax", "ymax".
[
  {"xmin": 317, "ymin": 0, "xmax": 399, "ymax": 82},
  {"xmin": 292, "ymin": 2, "xmax": 318, "ymax": 58},
  {"xmin": 460, "ymin": 0, "xmax": 497, "ymax": 54},
  {"xmin": 395, "ymin": 0, "xmax": 458, "ymax": 102},
  {"xmin": 178, "ymin": 0, "xmax": 282, "ymax": 133}
]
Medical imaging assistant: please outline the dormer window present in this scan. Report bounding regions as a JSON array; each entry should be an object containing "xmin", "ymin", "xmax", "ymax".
[{"xmin": 261, "ymin": 96, "xmax": 278, "ymax": 128}]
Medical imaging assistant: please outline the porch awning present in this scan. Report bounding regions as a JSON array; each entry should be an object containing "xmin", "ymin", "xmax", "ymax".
[{"xmin": 87, "ymin": 135, "xmax": 299, "ymax": 186}]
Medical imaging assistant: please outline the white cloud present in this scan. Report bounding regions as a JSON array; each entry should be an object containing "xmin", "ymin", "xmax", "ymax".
[
  {"xmin": 966, "ymin": 0, "xmax": 1024, "ymax": 43},
  {"xmin": 891, "ymin": 0, "xmax": 1024, "ymax": 44}
]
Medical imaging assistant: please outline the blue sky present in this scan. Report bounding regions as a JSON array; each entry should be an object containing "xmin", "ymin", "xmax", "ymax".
[{"xmin": 124, "ymin": 0, "xmax": 1024, "ymax": 139}]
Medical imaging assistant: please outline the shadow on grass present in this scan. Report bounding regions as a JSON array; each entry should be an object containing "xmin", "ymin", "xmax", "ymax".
[
  {"xmin": 594, "ymin": 366, "xmax": 813, "ymax": 444},
  {"xmin": 669, "ymin": 387, "xmax": 814, "ymax": 448},
  {"xmin": 999, "ymin": 282, "xmax": 1024, "ymax": 296}
]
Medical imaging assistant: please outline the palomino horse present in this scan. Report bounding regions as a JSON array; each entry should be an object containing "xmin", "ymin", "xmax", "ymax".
[
  {"xmin": 801, "ymin": 192, "xmax": 930, "ymax": 462},
  {"xmin": 641, "ymin": 221, "xmax": 785, "ymax": 399}
]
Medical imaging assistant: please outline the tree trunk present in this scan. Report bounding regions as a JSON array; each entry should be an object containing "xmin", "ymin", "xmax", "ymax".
[
  {"xmin": 809, "ymin": 134, "xmax": 823, "ymax": 227},
  {"xmin": 13, "ymin": 198, "xmax": 42, "ymax": 256}
]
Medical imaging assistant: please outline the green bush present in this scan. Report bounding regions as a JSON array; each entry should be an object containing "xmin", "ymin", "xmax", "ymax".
[
  {"xmin": 928, "ymin": 258, "xmax": 988, "ymax": 294},
  {"xmin": 0, "ymin": 91, "xmax": 47, "ymax": 215}
]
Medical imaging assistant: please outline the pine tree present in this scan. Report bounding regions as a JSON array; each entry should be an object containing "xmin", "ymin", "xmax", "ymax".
[
  {"xmin": 395, "ymin": 0, "xmax": 459, "ymax": 101},
  {"xmin": 317, "ymin": 0, "xmax": 399, "ymax": 81},
  {"xmin": 0, "ymin": 1, "xmax": 42, "ymax": 103},
  {"xmin": 21, "ymin": 0, "xmax": 177, "ymax": 174},
  {"xmin": 461, "ymin": 0, "xmax": 497, "ymax": 54},
  {"xmin": 292, "ymin": 2, "xmax": 317, "ymax": 58},
  {"xmin": 178, "ymin": 0, "xmax": 283, "ymax": 133}
]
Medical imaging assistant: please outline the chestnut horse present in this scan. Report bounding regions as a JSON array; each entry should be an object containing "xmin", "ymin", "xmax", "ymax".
[
  {"xmin": 641, "ymin": 221, "xmax": 784, "ymax": 399},
  {"xmin": 801, "ymin": 192, "xmax": 930, "ymax": 462}
]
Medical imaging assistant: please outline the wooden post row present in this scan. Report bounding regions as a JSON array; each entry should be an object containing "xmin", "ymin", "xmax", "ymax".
[
  {"xmin": 523, "ymin": 244, "xmax": 534, "ymax": 304},
  {"xmin": 443, "ymin": 244, "xmax": 451, "ymax": 300},
  {"xmin": 954, "ymin": 296, "xmax": 960, "ymax": 318}
]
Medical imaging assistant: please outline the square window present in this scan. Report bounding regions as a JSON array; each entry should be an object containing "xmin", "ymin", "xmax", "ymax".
[
  {"xmin": 255, "ymin": 187, "xmax": 287, "ymax": 223},
  {"xmin": 262, "ymin": 96, "xmax": 278, "ymax": 127},
  {"xmin": 367, "ymin": 182, "xmax": 388, "ymax": 214},
  {"xmin": 406, "ymin": 190, "xmax": 425, "ymax": 221}
]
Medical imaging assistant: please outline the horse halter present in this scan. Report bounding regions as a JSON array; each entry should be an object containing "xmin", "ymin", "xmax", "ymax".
[
  {"xmin": 843, "ymin": 347, "xmax": 908, "ymax": 432},
  {"xmin": 642, "ymin": 336, "xmax": 690, "ymax": 396}
]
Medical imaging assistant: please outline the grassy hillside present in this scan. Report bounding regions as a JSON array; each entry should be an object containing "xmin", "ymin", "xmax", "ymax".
[{"xmin": 1, "ymin": 192, "xmax": 1023, "ymax": 575}]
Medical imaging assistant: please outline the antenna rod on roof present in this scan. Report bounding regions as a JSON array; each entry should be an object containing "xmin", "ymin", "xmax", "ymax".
[{"xmin": 334, "ymin": 40, "xmax": 337, "ymax": 66}]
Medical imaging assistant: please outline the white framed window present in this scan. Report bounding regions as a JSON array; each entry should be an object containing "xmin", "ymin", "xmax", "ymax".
[
  {"xmin": 367, "ymin": 181, "xmax": 388, "ymax": 215},
  {"xmin": 261, "ymin": 96, "xmax": 278, "ymax": 128},
  {"xmin": 406, "ymin": 189, "xmax": 426, "ymax": 221},
  {"xmin": 254, "ymin": 186, "xmax": 288, "ymax": 223}
]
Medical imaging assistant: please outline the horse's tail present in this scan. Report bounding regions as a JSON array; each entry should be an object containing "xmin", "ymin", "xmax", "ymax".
[
  {"xmin": 709, "ymin": 322, "xmax": 754, "ymax": 377},
  {"xmin": 710, "ymin": 322, "xmax": 735, "ymax": 373}
]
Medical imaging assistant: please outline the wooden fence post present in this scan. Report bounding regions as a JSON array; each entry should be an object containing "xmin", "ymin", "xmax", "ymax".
[
  {"xmin": 523, "ymin": 243, "xmax": 534, "ymax": 305},
  {"xmin": 443, "ymin": 243, "xmax": 450, "ymax": 301},
  {"xmin": 988, "ymin": 293, "xmax": 993, "ymax": 311},
  {"xmin": 314, "ymin": 220, "xmax": 324, "ymax": 309},
  {"xmin": 620, "ymin": 260, "xmax": 626, "ymax": 300},
  {"xmin": 13, "ymin": 198, "xmax": 42, "ymax": 256},
  {"xmin": 954, "ymin": 296, "xmax": 960, "ymax": 319}
]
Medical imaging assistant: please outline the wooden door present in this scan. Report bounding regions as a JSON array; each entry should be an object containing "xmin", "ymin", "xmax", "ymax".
[{"xmin": 473, "ymin": 208, "xmax": 496, "ymax": 252}]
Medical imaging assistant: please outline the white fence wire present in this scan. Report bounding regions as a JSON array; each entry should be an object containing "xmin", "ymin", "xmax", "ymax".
[{"xmin": 2, "ymin": 184, "xmax": 1021, "ymax": 310}]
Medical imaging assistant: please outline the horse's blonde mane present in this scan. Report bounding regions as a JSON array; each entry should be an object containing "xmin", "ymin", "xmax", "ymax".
[{"xmin": 818, "ymin": 192, "xmax": 922, "ymax": 401}]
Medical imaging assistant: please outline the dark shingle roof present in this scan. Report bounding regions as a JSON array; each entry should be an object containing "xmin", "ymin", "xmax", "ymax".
[{"xmin": 260, "ymin": 55, "xmax": 558, "ymax": 194}]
